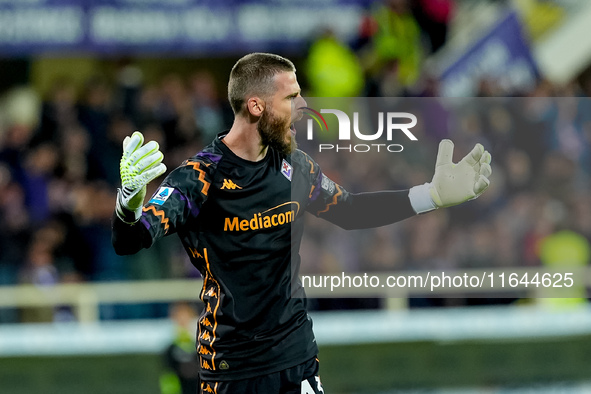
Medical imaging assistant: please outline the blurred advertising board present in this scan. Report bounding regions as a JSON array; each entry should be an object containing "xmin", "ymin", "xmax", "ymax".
[{"xmin": 0, "ymin": 0, "xmax": 370, "ymax": 55}]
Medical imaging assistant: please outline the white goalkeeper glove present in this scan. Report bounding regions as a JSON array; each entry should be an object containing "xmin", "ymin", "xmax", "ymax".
[
  {"xmin": 409, "ymin": 139, "xmax": 492, "ymax": 214},
  {"xmin": 116, "ymin": 131, "xmax": 167, "ymax": 223}
]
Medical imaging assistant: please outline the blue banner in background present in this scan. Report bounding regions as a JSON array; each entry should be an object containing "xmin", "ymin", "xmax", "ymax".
[
  {"xmin": 439, "ymin": 11, "xmax": 539, "ymax": 97},
  {"xmin": 0, "ymin": 0, "xmax": 371, "ymax": 55}
]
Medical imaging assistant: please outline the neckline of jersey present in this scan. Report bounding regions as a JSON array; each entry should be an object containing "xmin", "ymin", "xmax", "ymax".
[{"xmin": 214, "ymin": 131, "xmax": 273, "ymax": 169}]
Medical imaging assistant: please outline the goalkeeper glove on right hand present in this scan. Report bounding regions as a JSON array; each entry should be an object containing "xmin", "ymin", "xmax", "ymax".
[
  {"xmin": 409, "ymin": 139, "xmax": 492, "ymax": 214},
  {"xmin": 116, "ymin": 131, "xmax": 167, "ymax": 223}
]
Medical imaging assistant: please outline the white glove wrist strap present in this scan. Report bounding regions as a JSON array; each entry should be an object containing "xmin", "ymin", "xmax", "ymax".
[
  {"xmin": 116, "ymin": 189, "xmax": 142, "ymax": 224},
  {"xmin": 408, "ymin": 183, "xmax": 437, "ymax": 214}
]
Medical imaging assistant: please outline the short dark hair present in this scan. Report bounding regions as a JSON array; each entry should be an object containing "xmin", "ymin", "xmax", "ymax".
[{"xmin": 228, "ymin": 53, "xmax": 296, "ymax": 115}]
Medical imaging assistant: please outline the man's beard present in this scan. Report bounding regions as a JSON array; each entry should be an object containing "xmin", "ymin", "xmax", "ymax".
[{"xmin": 258, "ymin": 108, "xmax": 297, "ymax": 156}]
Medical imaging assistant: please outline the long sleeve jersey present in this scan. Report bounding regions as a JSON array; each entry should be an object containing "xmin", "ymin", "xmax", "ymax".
[{"xmin": 112, "ymin": 132, "xmax": 416, "ymax": 381}]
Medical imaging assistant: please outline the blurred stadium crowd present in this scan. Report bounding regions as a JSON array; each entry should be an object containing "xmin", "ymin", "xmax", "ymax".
[{"xmin": 1, "ymin": 0, "xmax": 590, "ymax": 322}]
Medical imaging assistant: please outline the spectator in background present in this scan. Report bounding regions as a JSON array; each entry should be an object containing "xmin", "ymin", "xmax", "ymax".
[
  {"xmin": 539, "ymin": 229, "xmax": 590, "ymax": 306},
  {"xmin": 34, "ymin": 77, "xmax": 77, "ymax": 146},
  {"xmin": 189, "ymin": 71, "xmax": 228, "ymax": 144},
  {"xmin": 0, "ymin": 120, "xmax": 36, "ymax": 184},
  {"xmin": 306, "ymin": 29, "xmax": 365, "ymax": 97},
  {"xmin": 74, "ymin": 181, "xmax": 122, "ymax": 283},
  {"xmin": 135, "ymin": 84, "xmax": 165, "ymax": 128},
  {"xmin": 360, "ymin": 0, "xmax": 423, "ymax": 95},
  {"xmin": 411, "ymin": 0, "xmax": 455, "ymax": 54},
  {"xmin": 57, "ymin": 125, "xmax": 91, "ymax": 184},
  {"xmin": 20, "ymin": 143, "xmax": 59, "ymax": 223},
  {"xmin": 0, "ymin": 167, "xmax": 29, "ymax": 322},
  {"xmin": 159, "ymin": 73, "xmax": 201, "ymax": 151},
  {"xmin": 19, "ymin": 220, "xmax": 77, "ymax": 322},
  {"xmin": 78, "ymin": 76, "xmax": 119, "ymax": 183},
  {"xmin": 78, "ymin": 76, "xmax": 113, "ymax": 152},
  {"xmin": 116, "ymin": 62, "xmax": 144, "ymax": 121},
  {"xmin": 160, "ymin": 302, "xmax": 201, "ymax": 394}
]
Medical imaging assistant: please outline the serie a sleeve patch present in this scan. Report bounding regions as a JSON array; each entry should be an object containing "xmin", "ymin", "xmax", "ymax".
[{"xmin": 148, "ymin": 187, "xmax": 175, "ymax": 205}]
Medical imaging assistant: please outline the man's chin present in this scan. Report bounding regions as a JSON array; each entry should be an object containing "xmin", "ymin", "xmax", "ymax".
[{"xmin": 257, "ymin": 112, "xmax": 297, "ymax": 155}]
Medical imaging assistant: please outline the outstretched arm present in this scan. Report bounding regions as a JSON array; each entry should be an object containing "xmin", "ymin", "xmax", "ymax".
[{"xmin": 307, "ymin": 139, "xmax": 492, "ymax": 229}]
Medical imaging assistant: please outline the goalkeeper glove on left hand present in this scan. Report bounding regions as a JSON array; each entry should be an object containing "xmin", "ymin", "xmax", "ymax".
[
  {"xmin": 116, "ymin": 131, "xmax": 167, "ymax": 223},
  {"xmin": 409, "ymin": 139, "xmax": 492, "ymax": 214}
]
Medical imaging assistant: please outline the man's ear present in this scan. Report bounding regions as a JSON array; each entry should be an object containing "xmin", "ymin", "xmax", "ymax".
[{"xmin": 247, "ymin": 97, "xmax": 265, "ymax": 117}]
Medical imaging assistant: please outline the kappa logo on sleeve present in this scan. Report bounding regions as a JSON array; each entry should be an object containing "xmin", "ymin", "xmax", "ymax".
[{"xmin": 149, "ymin": 187, "xmax": 175, "ymax": 205}]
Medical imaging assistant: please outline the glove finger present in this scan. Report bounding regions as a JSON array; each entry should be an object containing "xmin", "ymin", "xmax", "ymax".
[
  {"xmin": 480, "ymin": 150, "xmax": 492, "ymax": 165},
  {"xmin": 480, "ymin": 162, "xmax": 492, "ymax": 178},
  {"xmin": 123, "ymin": 131, "xmax": 144, "ymax": 155},
  {"xmin": 435, "ymin": 139, "xmax": 454, "ymax": 167},
  {"xmin": 131, "ymin": 140, "xmax": 160, "ymax": 163},
  {"xmin": 142, "ymin": 163, "xmax": 167, "ymax": 184},
  {"xmin": 474, "ymin": 174, "xmax": 490, "ymax": 195},
  {"xmin": 460, "ymin": 143, "xmax": 484, "ymax": 167},
  {"xmin": 134, "ymin": 151, "xmax": 164, "ymax": 173}
]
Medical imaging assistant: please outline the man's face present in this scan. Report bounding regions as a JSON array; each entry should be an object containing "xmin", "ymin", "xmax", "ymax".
[{"xmin": 257, "ymin": 71, "xmax": 306, "ymax": 156}]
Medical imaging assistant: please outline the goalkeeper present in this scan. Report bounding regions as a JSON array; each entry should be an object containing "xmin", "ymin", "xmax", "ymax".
[{"xmin": 112, "ymin": 53, "xmax": 491, "ymax": 394}]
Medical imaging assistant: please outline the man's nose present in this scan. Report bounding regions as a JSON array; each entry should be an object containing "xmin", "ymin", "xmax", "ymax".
[{"xmin": 295, "ymin": 96, "xmax": 307, "ymax": 109}]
